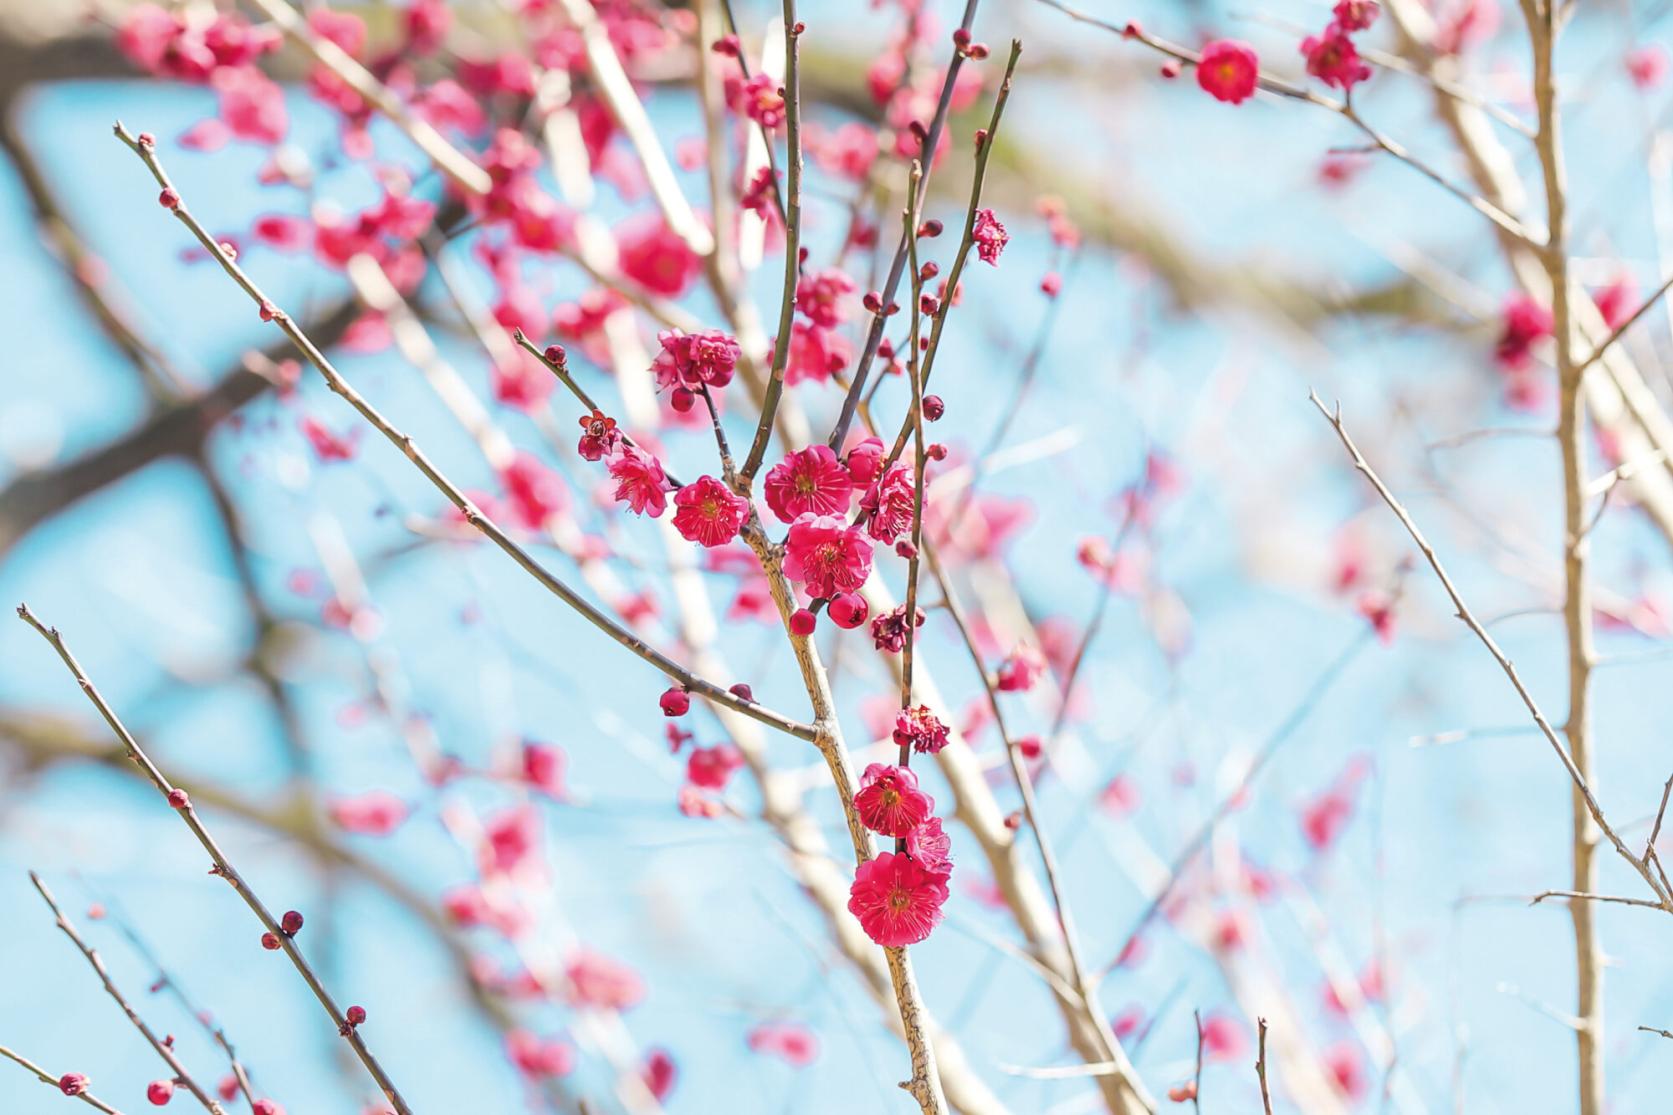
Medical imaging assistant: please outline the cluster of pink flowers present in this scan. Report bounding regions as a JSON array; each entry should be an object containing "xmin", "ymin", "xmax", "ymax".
[
  {"xmin": 847, "ymin": 764, "xmax": 954, "ymax": 946},
  {"xmin": 784, "ymin": 513, "xmax": 874, "ymax": 599},
  {"xmin": 971, "ymin": 209, "xmax": 1009, "ymax": 266},
  {"xmin": 651, "ymin": 328, "xmax": 743, "ymax": 396},
  {"xmin": 1300, "ymin": 1, "xmax": 1380, "ymax": 91},
  {"xmin": 892, "ymin": 705, "xmax": 951, "ymax": 755}
]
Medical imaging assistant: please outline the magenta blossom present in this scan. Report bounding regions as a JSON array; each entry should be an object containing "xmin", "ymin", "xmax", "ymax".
[
  {"xmin": 764, "ymin": 445, "xmax": 854, "ymax": 523},
  {"xmin": 783, "ymin": 514, "xmax": 873, "ymax": 598}
]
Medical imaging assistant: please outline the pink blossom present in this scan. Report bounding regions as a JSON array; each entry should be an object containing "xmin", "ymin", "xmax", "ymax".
[
  {"xmin": 995, "ymin": 644, "xmax": 1046, "ymax": 692},
  {"xmin": 1333, "ymin": 0, "xmax": 1381, "ymax": 31},
  {"xmin": 1629, "ymin": 45, "xmax": 1670, "ymax": 90},
  {"xmin": 577, "ymin": 410, "xmax": 622, "ymax": 461},
  {"xmin": 252, "ymin": 213, "xmax": 309, "ymax": 252},
  {"xmin": 1494, "ymin": 293, "xmax": 1551, "ymax": 369},
  {"xmin": 893, "ymin": 705, "xmax": 950, "ymax": 755},
  {"xmin": 299, "ymin": 416, "xmax": 359, "ymax": 462},
  {"xmin": 854, "ymin": 763, "xmax": 934, "ymax": 838},
  {"xmin": 608, "ymin": 444, "xmax": 670, "ymax": 518},
  {"xmin": 905, "ymin": 815, "xmax": 952, "ymax": 877},
  {"xmin": 782, "ymin": 321, "xmax": 851, "ymax": 385},
  {"xmin": 764, "ymin": 446, "xmax": 854, "ymax": 523},
  {"xmin": 642, "ymin": 1048, "xmax": 676, "ymax": 1101},
  {"xmin": 617, "ymin": 215, "xmax": 701, "ymax": 297},
  {"xmin": 483, "ymin": 805, "xmax": 540, "ymax": 874},
  {"xmin": 1301, "ymin": 24, "xmax": 1372, "ymax": 90},
  {"xmin": 500, "ymin": 452, "xmax": 567, "ymax": 531},
  {"xmin": 844, "ymin": 436, "xmax": 886, "ymax": 485},
  {"xmin": 213, "ymin": 66, "xmax": 288, "ymax": 145},
  {"xmin": 1592, "ymin": 276, "xmax": 1636, "ymax": 330},
  {"xmin": 651, "ymin": 329, "xmax": 741, "ymax": 391},
  {"xmin": 747, "ymin": 1021, "xmax": 820, "ymax": 1066},
  {"xmin": 1200, "ymin": 1013, "xmax": 1246, "ymax": 1060},
  {"xmin": 870, "ymin": 604, "xmax": 926, "ymax": 653},
  {"xmin": 783, "ymin": 514, "xmax": 873, "ymax": 598},
  {"xmin": 507, "ymin": 1031, "xmax": 574, "ymax": 1078},
  {"xmin": 1197, "ymin": 40, "xmax": 1260, "ymax": 104},
  {"xmin": 847, "ymin": 851, "xmax": 949, "ymax": 947},
  {"xmin": 738, "ymin": 72, "xmax": 786, "ymax": 129},
  {"xmin": 861, "ymin": 463, "xmax": 915, "ymax": 544},
  {"xmin": 565, "ymin": 950, "xmax": 644, "ymax": 1011},
  {"xmin": 327, "ymin": 791, "xmax": 409, "ymax": 836},
  {"xmin": 687, "ymin": 744, "xmax": 744, "ymax": 790},
  {"xmin": 796, "ymin": 268, "xmax": 856, "ymax": 328},
  {"xmin": 522, "ymin": 741, "xmax": 567, "ymax": 799},
  {"xmin": 672, "ymin": 476, "xmax": 750, "ymax": 548},
  {"xmin": 971, "ymin": 209, "xmax": 1008, "ymax": 265}
]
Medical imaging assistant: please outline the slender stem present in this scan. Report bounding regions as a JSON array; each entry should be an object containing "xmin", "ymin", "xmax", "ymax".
[
  {"xmin": 1310, "ymin": 393, "xmax": 1671, "ymax": 912},
  {"xmin": 0, "ymin": 1046, "xmax": 124, "ymax": 1114},
  {"xmin": 30, "ymin": 874, "xmax": 224, "ymax": 1113},
  {"xmin": 1520, "ymin": 4, "xmax": 1603, "ymax": 1109},
  {"xmin": 16, "ymin": 606, "xmax": 414, "ymax": 1115},
  {"xmin": 828, "ymin": 0, "xmax": 984, "ymax": 452},
  {"xmin": 111, "ymin": 123, "xmax": 815, "ymax": 745},
  {"xmin": 1190, "ymin": 1010, "xmax": 1205, "ymax": 1113},
  {"xmin": 738, "ymin": 8, "xmax": 804, "ymax": 484},
  {"xmin": 899, "ymin": 162, "xmax": 929, "ymax": 785},
  {"xmin": 1256, "ymin": 1019, "xmax": 1274, "ymax": 1115}
]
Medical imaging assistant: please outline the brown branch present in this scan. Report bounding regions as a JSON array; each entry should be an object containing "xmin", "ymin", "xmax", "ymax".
[
  {"xmin": 1256, "ymin": 1018, "xmax": 1274, "ymax": 1114},
  {"xmin": 0, "ymin": 1045, "xmax": 124, "ymax": 1114},
  {"xmin": 30, "ymin": 872, "xmax": 225, "ymax": 1113},
  {"xmin": 16, "ymin": 606, "xmax": 413, "ymax": 1114}
]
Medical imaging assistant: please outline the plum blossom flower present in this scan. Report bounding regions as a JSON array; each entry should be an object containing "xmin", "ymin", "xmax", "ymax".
[
  {"xmin": 577, "ymin": 410, "xmax": 621, "ymax": 461},
  {"xmin": 783, "ymin": 514, "xmax": 873, "ymax": 597},
  {"xmin": 499, "ymin": 452, "xmax": 567, "ymax": 531},
  {"xmin": 1197, "ymin": 40, "xmax": 1259, "ymax": 104},
  {"xmin": 507, "ymin": 1031, "xmax": 574, "ymax": 1078},
  {"xmin": 764, "ymin": 446, "xmax": 854, "ymax": 523},
  {"xmin": 1333, "ymin": 0, "xmax": 1381, "ymax": 31},
  {"xmin": 747, "ymin": 1021, "xmax": 820, "ymax": 1066},
  {"xmin": 327, "ymin": 791, "xmax": 409, "ymax": 836},
  {"xmin": 847, "ymin": 851, "xmax": 949, "ymax": 947},
  {"xmin": 782, "ymin": 321, "xmax": 851, "ymax": 385},
  {"xmin": 854, "ymin": 763, "xmax": 934, "ymax": 837},
  {"xmin": 651, "ymin": 329, "xmax": 741, "ymax": 391},
  {"xmin": 971, "ymin": 209, "xmax": 1008, "ymax": 265},
  {"xmin": 609, "ymin": 444, "xmax": 670, "ymax": 517},
  {"xmin": 522, "ymin": 742, "xmax": 567, "ymax": 799},
  {"xmin": 617, "ymin": 214, "xmax": 701, "ymax": 297},
  {"xmin": 672, "ymin": 476, "xmax": 750, "ymax": 547},
  {"xmin": 1495, "ymin": 293, "xmax": 1552, "ymax": 370},
  {"xmin": 687, "ymin": 744, "xmax": 744, "ymax": 790},
  {"xmin": 893, "ymin": 705, "xmax": 950, "ymax": 755},
  {"xmin": 1301, "ymin": 24, "xmax": 1372, "ymax": 90},
  {"xmin": 905, "ymin": 815, "xmax": 952, "ymax": 877},
  {"xmin": 995, "ymin": 643, "xmax": 1046, "ymax": 692},
  {"xmin": 870, "ymin": 604, "xmax": 926, "ymax": 653},
  {"xmin": 796, "ymin": 268, "xmax": 856, "ymax": 328},
  {"xmin": 844, "ymin": 436, "xmax": 886, "ymax": 485},
  {"xmin": 565, "ymin": 951, "xmax": 644, "ymax": 1011},
  {"xmin": 861, "ymin": 463, "xmax": 915, "ymax": 544}
]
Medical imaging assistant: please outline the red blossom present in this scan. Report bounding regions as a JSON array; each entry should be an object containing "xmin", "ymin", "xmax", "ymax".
[
  {"xmin": 971, "ymin": 209, "xmax": 1008, "ymax": 265},
  {"xmin": 1196, "ymin": 40, "xmax": 1260, "ymax": 104},
  {"xmin": 854, "ymin": 763, "xmax": 934, "ymax": 838},
  {"xmin": 764, "ymin": 445, "xmax": 854, "ymax": 523},
  {"xmin": 795, "ymin": 268, "xmax": 857, "ymax": 328},
  {"xmin": 783, "ymin": 514, "xmax": 874, "ymax": 598},
  {"xmin": 608, "ymin": 444, "xmax": 670, "ymax": 518},
  {"xmin": 861, "ymin": 463, "xmax": 916, "ymax": 544},
  {"xmin": 672, "ymin": 476, "xmax": 750, "ymax": 548},
  {"xmin": 904, "ymin": 815, "xmax": 953, "ymax": 877},
  {"xmin": 499, "ymin": 452, "xmax": 567, "ymax": 531},
  {"xmin": 847, "ymin": 851, "xmax": 949, "ymax": 947},
  {"xmin": 1301, "ymin": 24, "xmax": 1373, "ymax": 91},
  {"xmin": 747, "ymin": 1021, "xmax": 820, "ymax": 1066},
  {"xmin": 651, "ymin": 329, "xmax": 742, "ymax": 391},
  {"xmin": 893, "ymin": 705, "xmax": 950, "ymax": 755},
  {"xmin": 617, "ymin": 214, "xmax": 702, "ymax": 297}
]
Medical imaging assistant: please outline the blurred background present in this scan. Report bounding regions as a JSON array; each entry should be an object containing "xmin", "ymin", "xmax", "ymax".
[{"xmin": 3, "ymin": 0, "xmax": 1673, "ymax": 1112}]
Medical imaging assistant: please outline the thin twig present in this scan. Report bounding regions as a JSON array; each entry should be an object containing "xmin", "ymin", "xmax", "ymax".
[
  {"xmin": 738, "ymin": 8, "xmax": 805, "ymax": 484},
  {"xmin": 1310, "ymin": 392, "xmax": 1672, "ymax": 912},
  {"xmin": 1256, "ymin": 1018, "xmax": 1274, "ymax": 1115},
  {"xmin": 0, "ymin": 1046, "xmax": 124, "ymax": 1114},
  {"xmin": 16, "ymin": 606, "xmax": 413, "ymax": 1114},
  {"xmin": 30, "ymin": 873, "xmax": 224, "ymax": 1113},
  {"xmin": 1529, "ymin": 890, "xmax": 1665, "ymax": 910}
]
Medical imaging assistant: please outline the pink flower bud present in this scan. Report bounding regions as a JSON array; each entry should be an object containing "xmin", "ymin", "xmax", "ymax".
[
  {"xmin": 260, "ymin": 932, "xmax": 281, "ymax": 951},
  {"xmin": 921, "ymin": 395, "xmax": 944, "ymax": 421},
  {"xmin": 58, "ymin": 1074, "xmax": 89, "ymax": 1096},
  {"xmin": 828, "ymin": 592, "xmax": 869, "ymax": 629},
  {"xmin": 789, "ymin": 608, "xmax": 817, "ymax": 636},
  {"xmin": 158, "ymin": 188, "xmax": 179, "ymax": 210},
  {"xmin": 147, "ymin": 1079, "xmax": 176, "ymax": 1105},
  {"xmin": 166, "ymin": 788, "xmax": 189, "ymax": 809},
  {"xmin": 280, "ymin": 910, "xmax": 304, "ymax": 936}
]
